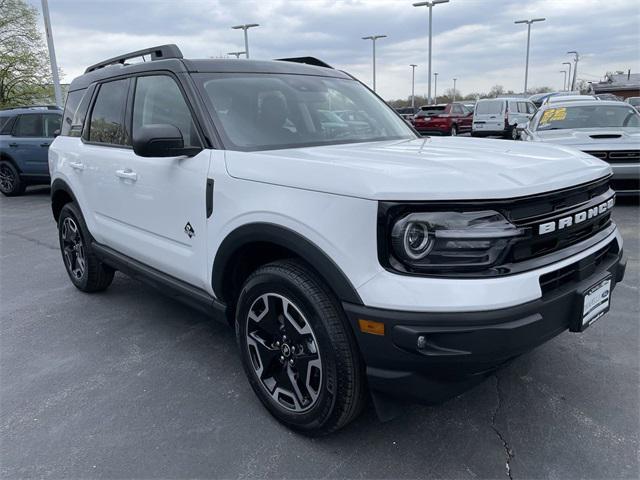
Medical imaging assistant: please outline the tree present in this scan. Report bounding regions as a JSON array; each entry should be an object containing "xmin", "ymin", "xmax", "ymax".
[
  {"xmin": 0, "ymin": 0, "xmax": 55, "ymax": 108},
  {"xmin": 487, "ymin": 85, "xmax": 505, "ymax": 98}
]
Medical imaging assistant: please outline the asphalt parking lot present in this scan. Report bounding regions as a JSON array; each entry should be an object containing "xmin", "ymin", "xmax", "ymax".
[{"xmin": 1, "ymin": 187, "xmax": 638, "ymax": 479}]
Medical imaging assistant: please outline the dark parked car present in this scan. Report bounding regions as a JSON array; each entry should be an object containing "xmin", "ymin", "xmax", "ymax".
[
  {"xmin": 395, "ymin": 106, "xmax": 418, "ymax": 120},
  {"xmin": 412, "ymin": 103, "xmax": 473, "ymax": 136},
  {"xmin": 0, "ymin": 106, "xmax": 62, "ymax": 196}
]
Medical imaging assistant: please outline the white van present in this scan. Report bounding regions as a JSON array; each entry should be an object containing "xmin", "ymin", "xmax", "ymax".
[{"xmin": 472, "ymin": 98, "xmax": 536, "ymax": 139}]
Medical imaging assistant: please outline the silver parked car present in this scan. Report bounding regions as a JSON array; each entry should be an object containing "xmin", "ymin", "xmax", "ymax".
[
  {"xmin": 472, "ymin": 98, "xmax": 536, "ymax": 140},
  {"xmin": 521, "ymin": 100, "xmax": 640, "ymax": 195}
]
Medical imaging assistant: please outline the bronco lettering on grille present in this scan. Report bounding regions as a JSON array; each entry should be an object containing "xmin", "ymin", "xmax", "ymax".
[{"xmin": 537, "ymin": 197, "xmax": 615, "ymax": 235}]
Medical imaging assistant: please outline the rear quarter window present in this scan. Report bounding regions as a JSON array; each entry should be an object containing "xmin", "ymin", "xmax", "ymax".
[{"xmin": 61, "ymin": 89, "xmax": 84, "ymax": 136}]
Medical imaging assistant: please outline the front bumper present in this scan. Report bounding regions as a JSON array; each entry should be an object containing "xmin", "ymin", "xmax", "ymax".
[
  {"xmin": 610, "ymin": 164, "xmax": 640, "ymax": 195},
  {"xmin": 343, "ymin": 244, "xmax": 626, "ymax": 404}
]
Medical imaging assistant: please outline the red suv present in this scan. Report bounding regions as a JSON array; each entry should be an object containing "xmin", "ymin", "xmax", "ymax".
[{"xmin": 412, "ymin": 103, "xmax": 473, "ymax": 136}]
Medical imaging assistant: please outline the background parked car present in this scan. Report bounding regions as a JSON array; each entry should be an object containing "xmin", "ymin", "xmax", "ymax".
[
  {"xmin": 529, "ymin": 91, "xmax": 579, "ymax": 108},
  {"xmin": 595, "ymin": 93, "xmax": 623, "ymax": 101},
  {"xmin": 395, "ymin": 106, "xmax": 418, "ymax": 120},
  {"xmin": 544, "ymin": 94, "xmax": 598, "ymax": 105},
  {"xmin": 0, "ymin": 106, "xmax": 62, "ymax": 196},
  {"xmin": 412, "ymin": 103, "xmax": 472, "ymax": 136},
  {"xmin": 626, "ymin": 96, "xmax": 640, "ymax": 112},
  {"xmin": 471, "ymin": 98, "xmax": 536, "ymax": 139},
  {"xmin": 521, "ymin": 100, "xmax": 640, "ymax": 195}
]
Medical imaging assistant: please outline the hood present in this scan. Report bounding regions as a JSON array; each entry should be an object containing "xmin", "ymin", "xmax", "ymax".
[
  {"xmin": 224, "ymin": 137, "xmax": 611, "ymax": 201},
  {"xmin": 533, "ymin": 127, "xmax": 640, "ymax": 151}
]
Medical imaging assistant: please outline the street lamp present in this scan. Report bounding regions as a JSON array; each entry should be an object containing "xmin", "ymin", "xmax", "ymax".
[
  {"xmin": 562, "ymin": 62, "xmax": 572, "ymax": 90},
  {"xmin": 514, "ymin": 17, "xmax": 546, "ymax": 94},
  {"xmin": 362, "ymin": 35, "xmax": 387, "ymax": 92},
  {"xmin": 560, "ymin": 70, "xmax": 567, "ymax": 91},
  {"xmin": 227, "ymin": 51, "xmax": 246, "ymax": 59},
  {"xmin": 452, "ymin": 77, "xmax": 457, "ymax": 102},
  {"xmin": 567, "ymin": 51, "xmax": 579, "ymax": 91},
  {"xmin": 231, "ymin": 23, "xmax": 259, "ymax": 59},
  {"xmin": 410, "ymin": 64, "xmax": 418, "ymax": 108},
  {"xmin": 413, "ymin": 0, "xmax": 450, "ymax": 105},
  {"xmin": 433, "ymin": 72, "xmax": 438, "ymax": 104},
  {"xmin": 40, "ymin": 0, "xmax": 62, "ymax": 107}
]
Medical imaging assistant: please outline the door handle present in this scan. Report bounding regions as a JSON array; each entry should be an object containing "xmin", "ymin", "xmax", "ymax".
[
  {"xmin": 8, "ymin": 143, "xmax": 18, "ymax": 147},
  {"xmin": 40, "ymin": 143, "xmax": 50, "ymax": 147},
  {"xmin": 115, "ymin": 168, "xmax": 137, "ymax": 181},
  {"xmin": 69, "ymin": 161, "xmax": 85, "ymax": 170}
]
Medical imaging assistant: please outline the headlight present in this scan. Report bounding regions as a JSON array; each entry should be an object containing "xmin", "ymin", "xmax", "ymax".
[{"xmin": 389, "ymin": 210, "xmax": 525, "ymax": 273}]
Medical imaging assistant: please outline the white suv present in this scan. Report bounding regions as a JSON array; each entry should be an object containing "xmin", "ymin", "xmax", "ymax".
[
  {"xmin": 472, "ymin": 97, "xmax": 537, "ymax": 139},
  {"xmin": 50, "ymin": 45, "xmax": 626, "ymax": 435}
]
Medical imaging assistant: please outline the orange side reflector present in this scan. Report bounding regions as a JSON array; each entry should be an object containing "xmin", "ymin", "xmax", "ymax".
[{"xmin": 358, "ymin": 319, "xmax": 385, "ymax": 336}]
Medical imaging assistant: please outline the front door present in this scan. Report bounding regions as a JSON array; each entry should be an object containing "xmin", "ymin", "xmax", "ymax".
[
  {"xmin": 98, "ymin": 73, "xmax": 211, "ymax": 288},
  {"xmin": 10, "ymin": 113, "xmax": 58, "ymax": 175}
]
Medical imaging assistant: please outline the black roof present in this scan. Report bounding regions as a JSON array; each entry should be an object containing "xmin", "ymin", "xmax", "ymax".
[{"xmin": 69, "ymin": 44, "xmax": 349, "ymax": 92}]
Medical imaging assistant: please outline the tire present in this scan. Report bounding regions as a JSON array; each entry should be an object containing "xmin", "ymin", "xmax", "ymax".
[
  {"xmin": 471, "ymin": 131, "xmax": 481, "ymax": 138},
  {"xmin": 58, "ymin": 202, "xmax": 115, "ymax": 292},
  {"xmin": 0, "ymin": 161, "xmax": 26, "ymax": 197},
  {"xmin": 505, "ymin": 126, "xmax": 518, "ymax": 140},
  {"xmin": 450, "ymin": 125, "xmax": 458, "ymax": 136},
  {"xmin": 236, "ymin": 259, "xmax": 366, "ymax": 435}
]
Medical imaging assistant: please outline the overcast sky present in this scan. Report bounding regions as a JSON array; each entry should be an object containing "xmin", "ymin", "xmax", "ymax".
[{"xmin": 30, "ymin": 0, "xmax": 640, "ymax": 100}]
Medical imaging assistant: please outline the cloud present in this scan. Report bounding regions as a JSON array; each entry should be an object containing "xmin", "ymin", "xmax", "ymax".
[{"xmin": 29, "ymin": 0, "xmax": 640, "ymax": 99}]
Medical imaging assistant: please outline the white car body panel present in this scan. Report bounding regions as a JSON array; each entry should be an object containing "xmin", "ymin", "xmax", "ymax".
[{"xmin": 225, "ymin": 137, "xmax": 611, "ymax": 201}]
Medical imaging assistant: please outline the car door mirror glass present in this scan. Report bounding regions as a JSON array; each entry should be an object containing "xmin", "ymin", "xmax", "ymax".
[{"xmin": 132, "ymin": 124, "xmax": 201, "ymax": 158}]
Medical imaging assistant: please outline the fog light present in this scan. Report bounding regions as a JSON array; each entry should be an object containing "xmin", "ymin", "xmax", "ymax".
[{"xmin": 417, "ymin": 335, "xmax": 427, "ymax": 350}]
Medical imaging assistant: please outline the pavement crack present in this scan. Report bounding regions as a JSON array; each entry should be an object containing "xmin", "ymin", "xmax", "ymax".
[
  {"xmin": 491, "ymin": 374, "xmax": 514, "ymax": 480},
  {"xmin": 4, "ymin": 230, "xmax": 58, "ymax": 251}
]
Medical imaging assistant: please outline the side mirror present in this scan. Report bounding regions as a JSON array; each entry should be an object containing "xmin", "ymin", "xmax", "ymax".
[{"xmin": 132, "ymin": 124, "xmax": 202, "ymax": 158}]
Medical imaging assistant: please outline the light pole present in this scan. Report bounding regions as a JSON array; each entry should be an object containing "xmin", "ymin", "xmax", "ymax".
[
  {"xmin": 410, "ymin": 64, "xmax": 417, "ymax": 108},
  {"xmin": 452, "ymin": 77, "xmax": 457, "ymax": 102},
  {"xmin": 362, "ymin": 35, "xmax": 387, "ymax": 92},
  {"xmin": 231, "ymin": 24, "xmax": 259, "ymax": 58},
  {"xmin": 514, "ymin": 17, "xmax": 546, "ymax": 94},
  {"xmin": 433, "ymin": 72, "xmax": 438, "ymax": 104},
  {"xmin": 567, "ymin": 51, "xmax": 579, "ymax": 91},
  {"xmin": 560, "ymin": 70, "xmax": 567, "ymax": 91},
  {"xmin": 413, "ymin": 0, "xmax": 450, "ymax": 105},
  {"xmin": 40, "ymin": 0, "xmax": 62, "ymax": 107},
  {"xmin": 227, "ymin": 51, "xmax": 246, "ymax": 59},
  {"xmin": 562, "ymin": 62, "xmax": 572, "ymax": 90}
]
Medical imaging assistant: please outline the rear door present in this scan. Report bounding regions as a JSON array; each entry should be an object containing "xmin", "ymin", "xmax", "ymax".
[
  {"xmin": 473, "ymin": 100, "xmax": 505, "ymax": 132},
  {"xmin": 9, "ymin": 113, "xmax": 52, "ymax": 175}
]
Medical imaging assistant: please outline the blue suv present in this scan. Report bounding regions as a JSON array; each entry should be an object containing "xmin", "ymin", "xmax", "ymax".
[{"xmin": 0, "ymin": 106, "xmax": 62, "ymax": 196}]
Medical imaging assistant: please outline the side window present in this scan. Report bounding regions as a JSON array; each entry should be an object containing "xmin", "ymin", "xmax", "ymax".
[
  {"xmin": 0, "ymin": 116, "xmax": 16, "ymax": 135},
  {"xmin": 88, "ymin": 79, "xmax": 129, "ymax": 145},
  {"xmin": 14, "ymin": 114, "xmax": 44, "ymax": 137},
  {"xmin": 43, "ymin": 114, "xmax": 62, "ymax": 137},
  {"xmin": 133, "ymin": 75, "xmax": 200, "ymax": 148},
  {"xmin": 527, "ymin": 102, "xmax": 537, "ymax": 114},
  {"xmin": 452, "ymin": 105, "xmax": 463, "ymax": 115},
  {"xmin": 61, "ymin": 90, "xmax": 83, "ymax": 136}
]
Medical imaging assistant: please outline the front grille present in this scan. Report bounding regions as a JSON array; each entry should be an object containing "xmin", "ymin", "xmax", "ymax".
[
  {"xmin": 539, "ymin": 241, "xmax": 619, "ymax": 295},
  {"xmin": 584, "ymin": 150, "xmax": 640, "ymax": 164}
]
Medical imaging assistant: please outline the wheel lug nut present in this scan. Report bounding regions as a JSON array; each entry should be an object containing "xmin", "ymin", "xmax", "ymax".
[
  {"xmin": 275, "ymin": 341, "xmax": 280, "ymax": 347},
  {"xmin": 289, "ymin": 359, "xmax": 294, "ymax": 366},
  {"xmin": 280, "ymin": 355, "xmax": 285, "ymax": 363}
]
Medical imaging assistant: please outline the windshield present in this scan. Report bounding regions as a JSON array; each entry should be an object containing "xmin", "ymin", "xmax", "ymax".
[
  {"xmin": 628, "ymin": 98, "xmax": 640, "ymax": 106},
  {"xmin": 535, "ymin": 105, "xmax": 640, "ymax": 131},
  {"xmin": 194, "ymin": 73, "xmax": 415, "ymax": 151},
  {"xmin": 475, "ymin": 101, "xmax": 503, "ymax": 115}
]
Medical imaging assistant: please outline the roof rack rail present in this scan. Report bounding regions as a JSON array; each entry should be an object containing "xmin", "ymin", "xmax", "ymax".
[
  {"xmin": 84, "ymin": 44, "xmax": 183, "ymax": 73},
  {"xmin": 3, "ymin": 105, "xmax": 61, "ymax": 111},
  {"xmin": 276, "ymin": 57, "xmax": 333, "ymax": 69}
]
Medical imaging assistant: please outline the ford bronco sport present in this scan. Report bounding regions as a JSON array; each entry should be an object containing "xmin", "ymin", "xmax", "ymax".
[{"xmin": 49, "ymin": 45, "xmax": 626, "ymax": 435}]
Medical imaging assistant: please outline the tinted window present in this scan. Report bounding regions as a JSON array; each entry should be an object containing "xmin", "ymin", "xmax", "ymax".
[
  {"xmin": 43, "ymin": 114, "xmax": 61, "ymax": 137},
  {"xmin": 61, "ymin": 90, "xmax": 83, "ymax": 136},
  {"xmin": 196, "ymin": 73, "xmax": 414, "ymax": 151},
  {"xmin": 0, "ymin": 116, "xmax": 16, "ymax": 135},
  {"xmin": 14, "ymin": 114, "xmax": 43, "ymax": 137},
  {"xmin": 89, "ymin": 79, "xmax": 129, "ymax": 145},
  {"xmin": 418, "ymin": 106, "xmax": 446, "ymax": 116},
  {"xmin": 133, "ymin": 75, "xmax": 200, "ymax": 148},
  {"xmin": 476, "ymin": 101, "xmax": 503, "ymax": 115},
  {"xmin": 527, "ymin": 102, "xmax": 536, "ymax": 114},
  {"xmin": 451, "ymin": 104, "xmax": 464, "ymax": 114},
  {"xmin": 0, "ymin": 116, "xmax": 9, "ymax": 130}
]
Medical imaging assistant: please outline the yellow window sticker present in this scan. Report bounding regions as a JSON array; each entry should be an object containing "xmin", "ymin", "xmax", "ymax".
[{"xmin": 540, "ymin": 108, "xmax": 567, "ymax": 124}]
